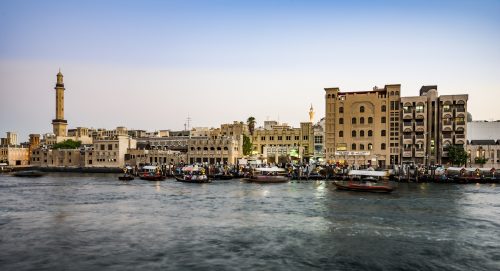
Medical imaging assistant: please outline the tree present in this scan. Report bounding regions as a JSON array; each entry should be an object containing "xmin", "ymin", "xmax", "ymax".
[
  {"xmin": 52, "ymin": 139, "xmax": 81, "ymax": 149},
  {"xmin": 247, "ymin": 116, "xmax": 256, "ymax": 136},
  {"xmin": 243, "ymin": 134, "xmax": 253, "ymax": 156},
  {"xmin": 446, "ymin": 145, "xmax": 468, "ymax": 166}
]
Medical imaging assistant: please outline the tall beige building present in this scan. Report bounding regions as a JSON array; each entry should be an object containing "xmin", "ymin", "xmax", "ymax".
[
  {"xmin": 52, "ymin": 70, "xmax": 68, "ymax": 137},
  {"xmin": 401, "ymin": 86, "xmax": 468, "ymax": 165},
  {"xmin": 324, "ymin": 85, "xmax": 401, "ymax": 168}
]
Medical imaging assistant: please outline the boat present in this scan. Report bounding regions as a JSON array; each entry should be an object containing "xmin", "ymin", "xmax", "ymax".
[
  {"xmin": 118, "ymin": 166, "xmax": 135, "ymax": 181},
  {"xmin": 175, "ymin": 165, "xmax": 211, "ymax": 183},
  {"xmin": 333, "ymin": 170, "xmax": 394, "ymax": 193},
  {"xmin": 139, "ymin": 165, "xmax": 166, "ymax": 181},
  {"xmin": 244, "ymin": 167, "xmax": 290, "ymax": 183},
  {"xmin": 12, "ymin": 170, "xmax": 45, "ymax": 177}
]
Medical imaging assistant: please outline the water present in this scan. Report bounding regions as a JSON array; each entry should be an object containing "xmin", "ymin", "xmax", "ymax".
[{"xmin": 0, "ymin": 173, "xmax": 499, "ymax": 271}]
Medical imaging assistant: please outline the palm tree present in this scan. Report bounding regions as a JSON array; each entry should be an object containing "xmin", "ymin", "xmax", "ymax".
[{"xmin": 247, "ymin": 116, "xmax": 256, "ymax": 136}]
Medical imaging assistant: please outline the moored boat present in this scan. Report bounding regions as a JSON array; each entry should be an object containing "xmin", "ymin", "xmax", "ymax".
[
  {"xmin": 139, "ymin": 165, "xmax": 166, "ymax": 181},
  {"xmin": 333, "ymin": 170, "xmax": 394, "ymax": 193},
  {"xmin": 244, "ymin": 167, "xmax": 290, "ymax": 183}
]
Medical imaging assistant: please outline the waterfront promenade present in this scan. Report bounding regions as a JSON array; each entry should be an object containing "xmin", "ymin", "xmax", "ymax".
[{"xmin": 0, "ymin": 173, "xmax": 499, "ymax": 270}]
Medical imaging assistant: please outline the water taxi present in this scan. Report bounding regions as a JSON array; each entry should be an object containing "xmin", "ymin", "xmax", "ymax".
[
  {"xmin": 175, "ymin": 165, "xmax": 211, "ymax": 183},
  {"xmin": 244, "ymin": 167, "xmax": 290, "ymax": 183},
  {"xmin": 333, "ymin": 170, "xmax": 393, "ymax": 193},
  {"xmin": 139, "ymin": 165, "xmax": 166, "ymax": 181}
]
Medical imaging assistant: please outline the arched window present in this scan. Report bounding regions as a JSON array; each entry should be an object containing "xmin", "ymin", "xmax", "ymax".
[
  {"xmin": 360, "ymin": 117, "xmax": 365, "ymax": 124},
  {"xmin": 381, "ymin": 130, "xmax": 386, "ymax": 136},
  {"xmin": 352, "ymin": 117, "xmax": 357, "ymax": 124},
  {"xmin": 360, "ymin": 144, "xmax": 365, "ymax": 150},
  {"xmin": 368, "ymin": 143, "xmax": 373, "ymax": 150},
  {"xmin": 197, "ymin": 147, "xmax": 201, "ymax": 150},
  {"xmin": 368, "ymin": 117, "xmax": 373, "ymax": 124},
  {"xmin": 381, "ymin": 105, "xmax": 386, "ymax": 112},
  {"xmin": 352, "ymin": 130, "xmax": 357, "ymax": 137},
  {"xmin": 339, "ymin": 107, "xmax": 344, "ymax": 113},
  {"xmin": 216, "ymin": 147, "xmax": 221, "ymax": 150},
  {"xmin": 339, "ymin": 118, "xmax": 344, "ymax": 124},
  {"xmin": 360, "ymin": 106, "xmax": 365, "ymax": 113},
  {"xmin": 339, "ymin": 131, "xmax": 344, "ymax": 137},
  {"xmin": 368, "ymin": 130, "xmax": 373, "ymax": 137},
  {"xmin": 203, "ymin": 147, "xmax": 208, "ymax": 150},
  {"xmin": 210, "ymin": 147, "xmax": 215, "ymax": 150},
  {"xmin": 381, "ymin": 143, "xmax": 386, "ymax": 150},
  {"xmin": 352, "ymin": 143, "xmax": 356, "ymax": 150},
  {"xmin": 360, "ymin": 130, "xmax": 365, "ymax": 137},
  {"xmin": 223, "ymin": 147, "xmax": 228, "ymax": 150}
]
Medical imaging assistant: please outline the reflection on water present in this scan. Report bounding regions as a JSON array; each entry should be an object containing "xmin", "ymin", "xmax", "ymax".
[{"xmin": 0, "ymin": 173, "xmax": 499, "ymax": 270}]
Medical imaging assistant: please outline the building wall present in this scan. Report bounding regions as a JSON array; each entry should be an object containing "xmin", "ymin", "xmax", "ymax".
[
  {"xmin": 125, "ymin": 149, "xmax": 187, "ymax": 166},
  {"xmin": 0, "ymin": 146, "xmax": 30, "ymax": 166},
  {"xmin": 467, "ymin": 144, "xmax": 500, "ymax": 169},
  {"xmin": 187, "ymin": 136, "xmax": 242, "ymax": 165},
  {"xmin": 251, "ymin": 122, "xmax": 314, "ymax": 161},
  {"xmin": 31, "ymin": 149, "xmax": 82, "ymax": 167},
  {"xmin": 324, "ymin": 85, "xmax": 400, "ymax": 168}
]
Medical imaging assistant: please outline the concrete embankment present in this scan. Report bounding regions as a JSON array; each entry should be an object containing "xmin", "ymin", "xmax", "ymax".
[{"xmin": 4, "ymin": 166, "xmax": 122, "ymax": 173}]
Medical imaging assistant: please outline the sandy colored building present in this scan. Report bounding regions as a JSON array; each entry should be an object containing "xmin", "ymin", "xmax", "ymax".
[
  {"xmin": 188, "ymin": 136, "xmax": 242, "ymax": 165},
  {"xmin": 324, "ymin": 85, "xmax": 401, "ymax": 168},
  {"xmin": 252, "ymin": 121, "xmax": 314, "ymax": 163},
  {"xmin": 401, "ymin": 86, "xmax": 468, "ymax": 165},
  {"xmin": 31, "ymin": 148, "xmax": 82, "ymax": 167},
  {"xmin": 125, "ymin": 149, "xmax": 187, "ymax": 167}
]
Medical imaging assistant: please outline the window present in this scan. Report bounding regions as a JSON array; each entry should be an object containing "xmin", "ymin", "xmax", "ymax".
[
  {"xmin": 108, "ymin": 144, "xmax": 113, "ymax": 150},
  {"xmin": 360, "ymin": 144, "xmax": 365, "ymax": 150},
  {"xmin": 352, "ymin": 118, "xmax": 357, "ymax": 124},
  {"xmin": 416, "ymin": 105, "xmax": 424, "ymax": 113},
  {"xmin": 286, "ymin": 136, "xmax": 291, "ymax": 140},
  {"xmin": 381, "ymin": 143, "xmax": 386, "ymax": 150},
  {"xmin": 339, "ymin": 118, "xmax": 344, "ymax": 124},
  {"xmin": 368, "ymin": 130, "xmax": 373, "ymax": 137},
  {"xmin": 339, "ymin": 107, "xmax": 344, "ymax": 113},
  {"xmin": 100, "ymin": 145, "xmax": 105, "ymax": 151},
  {"xmin": 278, "ymin": 136, "xmax": 282, "ymax": 140},
  {"xmin": 360, "ymin": 117, "xmax": 365, "ymax": 124},
  {"xmin": 360, "ymin": 130, "xmax": 365, "ymax": 137},
  {"xmin": 381, "ymin": 105, "xmax": 386, "ymax": 112},
  {"xmin": 381, "ymin": 130, "xmax": 386, "ymax": 136},
  {"xmin": 360, "ymin": 106, "xmax": 365, "ymax": 113},
  {"xmin": 295, "ymin": 136, "xmax": 300, "ymax": 140},
  {"xmin": 339, "ymin": 131, "xmax": 343, "ymax": 137},
  {"xmin": 381, "ymin": 117, "xmax": 386, "ymax": 123},
  {"xmin": 303, "ymin": 136, "xmax": 309, "ymax": 140},
  {"xmin": 368, "ymin": 143, "xmax": 373, "ymax": 150},
  {"xmin": 368, "ymin": 117, "xmax": 373, "ymax": 124},
  {"xmin": 352, "ymin": 130, "xmax": 357, "ymax": 137},
  {"xmin": 352, "ymin": 143, "xmax": 356, "ymax": 150},
  {"xmin": 314, "ymin": 136, "xmax": 323, "ymax": 144}
]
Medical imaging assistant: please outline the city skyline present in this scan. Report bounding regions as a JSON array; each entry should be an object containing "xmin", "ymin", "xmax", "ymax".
[{"xmin": 1, "ymin": 0, "xmax": 500, "ymax": 141}]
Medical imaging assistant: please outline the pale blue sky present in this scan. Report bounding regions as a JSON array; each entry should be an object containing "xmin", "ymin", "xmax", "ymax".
[{"xmin": 1, "ymin": 0, "xmax": 499, "ymax": 141}]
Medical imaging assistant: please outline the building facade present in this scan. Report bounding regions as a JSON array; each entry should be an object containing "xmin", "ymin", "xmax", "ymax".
[
  {"xmin": 324, "ymin": 85, "xmax": 401, "ymax": 168},
  {"xmin": 187, "ymin": 136, "xmax": 242, "ymax": 165},
  {"xmin": 251, "ymin": 121, "xmax": 314, "ymax": 163},
  {"xmin": 401, "ymin": 86, "xmax": 468, "ymax": 165}
]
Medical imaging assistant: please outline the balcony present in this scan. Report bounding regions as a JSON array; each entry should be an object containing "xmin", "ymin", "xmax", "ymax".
[
  {"xmin": 455, "ymin": 134, "xmax": 465, "ymax": 139},
  {"xmin": 415, "ymin": 134, "xmax": 425, "ymax": 139},
  {"xmin": 403, "ymin": 112, "xmax": 413, "ymax": 120},
  {"xmin": 415, "ymin": 150, "xmax": 425, "ymax": 157},
  {"xmin": 403, "ymin": 150, "xmax": 412, "ymax": 157},
  {"xmin": 443, "ymin": 133, "xmax": 452, "ymax": 139},
  {"xmin": 456, "ymin": 107, "xmax": 466, "ymax": 113}
]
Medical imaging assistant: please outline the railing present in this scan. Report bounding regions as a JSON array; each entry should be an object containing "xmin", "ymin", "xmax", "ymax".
[
  {"xmin": 455, "ymin": 134, "xmax": 465, "ymax": 139},
  {"xmin": 415, "ymin": 122, "xmax": 424, "ymax": 126},
  {"xmin": 403, "ymin": 122, "xmax": 412, "ymax": 126},
  {"xmin": 416, "ymin": 134, "xmax": 425, "ymax": 139},
  {"xmin": 456, "ymin": 121, "xmax": 466, "ymax": 125},
  {"xmin": 443, "ymin": 134, "xmax": 452, "ymax": 139},
  {"xmin": 443, "ymin": 121, "xmax": 452, "ymax": 126},
  {"xmin": 456, "ymin": 108, "xmax": 466, "ymax": 112},
  {"xmin": 403, "ymin": 134, "xmax": 412, "ymax": 139}
]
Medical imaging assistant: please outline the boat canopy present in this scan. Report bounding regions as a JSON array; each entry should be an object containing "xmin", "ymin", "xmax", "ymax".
[
  {"xmin": 182, "ymin": 165, "xmax": 201, "ymax": 172},
  {"xmin": 254, "ymin": 167, "xmax": 286, "ymax": 172},
  {"xmin": 142, "ymin": 166, "xmax": 158, "ymax": 170},
  {"xmin": 348, "ymin": 170, "xmax": 388, "ymax": 177}
]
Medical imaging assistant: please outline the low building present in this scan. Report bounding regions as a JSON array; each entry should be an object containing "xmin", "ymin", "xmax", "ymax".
[
  {"xmin": 0, "ymin": 132, "xmax": 30, "ymax": 166},
  {"xmin": 31, "ymin": 148, "xmax": 82, "ymax": 167},
  {"xmin": 187, "ymin": 136, "xmax": 242, "ymax": 165},
  {"xmin": 467, "ymin": 140, "xmax": 500, "ymax": 169},
  {"xmin": 85, "ymin": 135, "xmax": 136, "ymax": 167},
  {"xmin": 125, "ymin": 149, "xmax": 187, "ymax": 167}
]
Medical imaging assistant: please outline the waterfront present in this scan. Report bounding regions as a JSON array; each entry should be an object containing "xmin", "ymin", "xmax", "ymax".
[{"xmin": 0, "ymin": 173, "xmax": 499, "ymax": 271}]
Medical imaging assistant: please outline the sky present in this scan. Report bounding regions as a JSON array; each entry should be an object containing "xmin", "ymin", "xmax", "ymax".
[{"xmin": 1, "ymin": 0, "xmax": 499, "ymax": 141}]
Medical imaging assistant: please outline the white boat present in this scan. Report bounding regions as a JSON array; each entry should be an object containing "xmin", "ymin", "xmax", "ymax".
[{"xmin": 244, "ymin": 167, "xmax": 290, "ymax": 183}]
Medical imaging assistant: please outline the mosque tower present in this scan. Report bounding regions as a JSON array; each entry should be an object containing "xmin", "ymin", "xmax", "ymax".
[
  {"xmin": 52, "ymin": 69, "xmax": 68, "ymax": 137},
  {"xmin": 309, "ymin": 104, "xmax": 315, "ymax": 123}
]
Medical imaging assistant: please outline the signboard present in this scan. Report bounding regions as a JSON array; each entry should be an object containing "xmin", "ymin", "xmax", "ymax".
[{"xmin": 334, "ymin": 151, "xmax": 370, "ymax": 156}]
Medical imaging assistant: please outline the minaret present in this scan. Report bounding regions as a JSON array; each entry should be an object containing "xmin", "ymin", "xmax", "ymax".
[
  {"xmin": 309, "ymin": 104, "xmax": 315, "ymax": 123},
  {"xmin": 52, "ymin": 69, "xmax": 68, "ymax": 137}
]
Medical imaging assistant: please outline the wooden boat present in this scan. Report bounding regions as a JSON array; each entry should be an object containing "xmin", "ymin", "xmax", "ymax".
[
  {"xmin": 176, "ymin": 165, "xmax": 211, "ymax": 183},
  {"xmin": 244, "ymin": 167, "xmax": 290, "ymax": 183},
  {"xmin": 175, "ymin": 176, "xmax": 211, "ymax": 183},
  {"xmin": 12, "ymin": 170, "xmax": 45, "ymax": 177},
  {"xmin": 118, "ymin": 175, "xmax": 134, "ymax": 181},
  {"xmin": 211, "ymin": 173, "xmax": 233, "ymax": 180},
  {"xmin": 138, "ymin": 165, "xmax": 165, "ymax": 181},
  {"xmin": 333, "ymin": 170, "xmax": 394, "ymax": 193}
]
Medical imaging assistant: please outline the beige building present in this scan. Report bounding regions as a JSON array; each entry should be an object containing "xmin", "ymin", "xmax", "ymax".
[
  {"xmin": 125, "ymin": 149, "xmax": 187, "ymax": 166},
  {"xmin": 0, "ymin": 132, "xmax": 29, "ymax": 166},
  {"xmin": 324, "ymin": 85, "xmax": 401, "ymax": 168},
  {"xmin": 31, "ymin": 148, "xmax": 82, "ymax": 167},
  {"xmin": 401, "ymin": 86, "xmax": 468, "ymax": 165},
  {"xmin": 85, "ymin": 135, "xmax": 137, "ymax": 167},
  {"xmin": 252, "ymin": 121, "xmax": 314, "ymax": 163},
  {"xmin": 188, "ymin": 136, "xmax": 242, "ymax": 165},
  {"xmin": 467, "ymin": 140, "xmax": 500, "ymax": 169}
]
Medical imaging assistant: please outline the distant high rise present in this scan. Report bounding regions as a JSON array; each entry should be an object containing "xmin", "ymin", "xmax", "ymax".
[{"xmin": 52, "ymin": 70, "xmax": 68, "ymax": 137}]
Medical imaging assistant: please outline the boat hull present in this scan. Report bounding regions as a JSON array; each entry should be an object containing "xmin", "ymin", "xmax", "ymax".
[
  {"xmin": 244, "ymin": 176, "xmax": 289, "ymax": 183},
  {"xmin": 333, "ymin": 181, "xmax": 393, "ymax": 193},
  {"xmin": 139, "ymin": 175, "xmax": 166, "ymax": 181},
  {"xmin": 175, "ymin": 176, "xmax": 211, "ymax": 183},
  {"xmin": 118, "ymin": 176, "xmax": 134, "ymax": 181},
  {"xmin": 12, "ymin": 170, "xmax": 45, "ymax": 177}
]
